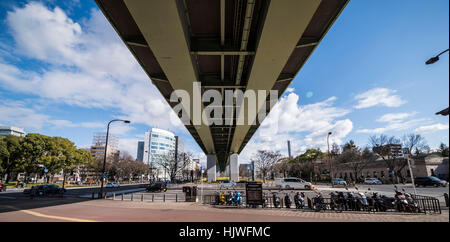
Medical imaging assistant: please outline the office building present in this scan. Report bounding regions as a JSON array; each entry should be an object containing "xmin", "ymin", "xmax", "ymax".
[
  {"xmin": 136, "ymin": 141, "xmax": 145, "ymax": 162},
  {"xmin": 90, "ymin": 132, "xmax": 120, "ymax": 161},
  {"xmin": 0, "ymin": 126, "xmax": 25, "ymax": 137},
  {"xmin": 142, "ymin": 128, "xmax": 184, "ymax": 180}
]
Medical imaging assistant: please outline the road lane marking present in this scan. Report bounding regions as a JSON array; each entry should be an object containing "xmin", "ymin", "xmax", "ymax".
[{"xmin": 5, "ymin": 205, "xmax": 98, "ymax": 222}]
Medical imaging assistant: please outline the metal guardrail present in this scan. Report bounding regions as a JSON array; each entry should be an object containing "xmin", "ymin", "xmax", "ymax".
[{"xmin": 106, "ymin": 192, "xmax": 187, "ymax": 202}]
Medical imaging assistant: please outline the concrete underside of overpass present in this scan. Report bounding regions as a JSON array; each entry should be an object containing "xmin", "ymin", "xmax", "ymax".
[{"xmin": 95, "ymin": 0, "xmax": 349, "ymax": 181}]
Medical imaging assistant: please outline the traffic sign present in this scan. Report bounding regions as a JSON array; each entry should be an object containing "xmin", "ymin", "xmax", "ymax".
[
  {"xmin": 102, "ymin": 173, "xmax": 107, "ymax": 178},
  {"xmin": 44, "ymin": 168, "xmax": 48, "ymax": 173}
]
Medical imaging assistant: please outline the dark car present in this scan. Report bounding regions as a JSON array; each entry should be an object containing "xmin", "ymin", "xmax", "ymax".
[
  {"xmin": 146, "ymin": 182, "xmax": 167, "ymax": 192},
  {"xmin": 414, "ymin": 176, "xmax": 448, "ymax": 187},
  {"xmin": 25, "ymin": 184, "xmax": 66, "ymax": 196}
]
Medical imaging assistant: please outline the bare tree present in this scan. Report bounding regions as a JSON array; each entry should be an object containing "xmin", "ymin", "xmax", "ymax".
[
  {"xmin": 273, "ymin": 157, "xmax": 291, "ymax": 178},
  {"xmin": 251, "ymin": 150, "xmax": 282, "ymax": 183},
  {"xmin": 369, "ymin": 134, "xmax": 403, "ymax": 183},
  {"xmin": 155, "ymin": 152, "xmax": 192, "ymax": 182},
  {"xmin": 402, "ymin": 133, "xmax": 427, "ymax": 155}
]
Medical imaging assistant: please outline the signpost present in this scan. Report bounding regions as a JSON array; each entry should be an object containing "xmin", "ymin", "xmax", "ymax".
[
  {"xmin": 201, "ymin": 166, "xmax": 204, "ymax": 203},
  {"xmin": 245, "ymin": 182, "xmax": 263, "ymax": 206}
]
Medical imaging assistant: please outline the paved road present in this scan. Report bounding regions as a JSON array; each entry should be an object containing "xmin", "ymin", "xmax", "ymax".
[{"xmin": 0, "ymin": 183, "xmax": 146, "ymax": 200}]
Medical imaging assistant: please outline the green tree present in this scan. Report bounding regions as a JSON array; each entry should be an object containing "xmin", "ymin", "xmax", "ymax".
[
  {"xmin": 0, "ymin": 135, "xmax": 23, "ymax": 182},
  {"xmin": 19, "ymin": 133, "xmax": 49, "ymax": 182}
]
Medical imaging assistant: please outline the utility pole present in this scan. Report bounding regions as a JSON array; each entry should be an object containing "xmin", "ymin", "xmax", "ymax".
[
  {"xmin": 406, "ymin": 154, "xmax": 417, "ymax": 197},
  {"xmin": 327, "ymin": 132, "xmax": 332, "ymax": 180}
]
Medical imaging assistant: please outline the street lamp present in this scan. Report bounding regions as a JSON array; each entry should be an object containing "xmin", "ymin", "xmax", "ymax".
[
  {"xmin": 98, "ymin": 119, "xmax": 130, "ymax": 198},
  {"xmin": 426, "ymin": 48, "xmax": 449, "ymax": 116},
  {"xmin": 327, "ymin": 132, "xmax": 332, "ymax": 180},
  {"xmin": 426, "ymin": 49, "xmax": 449, "ymax": 65}
]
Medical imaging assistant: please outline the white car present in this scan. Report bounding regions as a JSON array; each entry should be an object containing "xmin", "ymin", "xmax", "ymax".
[
  {"xmin": 106, "ymin": 182, "xmax": 120, "ymax": 188},
  {"xmin": 364, "ymin": 178, "xmax": 382, "ymax": 185},
  {"xmin": 274, "ymin": 177, "xmax": 312, "ymax": 189}
]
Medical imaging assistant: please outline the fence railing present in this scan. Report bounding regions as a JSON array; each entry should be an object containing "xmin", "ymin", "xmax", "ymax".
[
  {"xmin": 105, "ymin": 192, "xmax": 187, "ymax": 203},
  {"xmin": 203, "ymin": 193, "xmax": 442, "ymax": 214}
]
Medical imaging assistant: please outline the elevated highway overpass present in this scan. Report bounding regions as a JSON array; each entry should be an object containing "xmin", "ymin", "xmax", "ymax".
[{"xmin": 95, "ymin": 0, "xmax": 349, "ymax": 182}]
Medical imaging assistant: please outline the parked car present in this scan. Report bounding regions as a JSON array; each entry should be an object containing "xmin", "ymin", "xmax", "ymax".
[
  {"xmin": 332, "ymin": 178, "xmax": 347, "ymax": 186},
  {"xmin": 364, "ymin": 178, "xmax": 382, "ymax": 185},
  {"xmin": 414, "ymin": 176, "xmax": 448, "ymax": 187},
  {"xmin": 25, "ymin": 184, "xmax": 66, "ymax": 196},
  {"xmin": 106, "ymin": 182, "xmax": 120, "ymax": 188},
  {"xmin": 146, "ymin": 182, "xmax": 167, "ymax": 192},
  {"xmin": 274, "ymin": 177, "xmax": 312, "ymax": 189}
]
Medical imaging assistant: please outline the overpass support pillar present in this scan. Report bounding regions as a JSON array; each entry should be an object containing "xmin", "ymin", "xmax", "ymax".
[
  {"xmin": 207, "ymin": 155, "xmax": 216, "ymax": 182},
  {"xmin": 230, "ymin": 154, "xmax": 239, "ymax": 182}
]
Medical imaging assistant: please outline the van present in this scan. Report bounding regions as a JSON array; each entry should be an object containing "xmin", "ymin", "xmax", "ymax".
[{"xmin": 274, "ymin": 177, "xmax": 312, "ymax": 189}]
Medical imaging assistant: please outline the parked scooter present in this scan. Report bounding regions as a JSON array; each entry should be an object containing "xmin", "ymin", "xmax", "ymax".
[
  {"xmin": 294, "ymin": 192, "xmax": 305, "ymax": 209},
  {"xmin": 219, "ymin": 192, "xmax": 227, "ymax": 205},
  {"xmin": 404, "ymin": 192, "xmax": 420, "ymax": 213},
  {"xmin": 329, "ymin": 191, "xmax": 338, "ymax": 211},
  {"xmin": 232, "ymin": 191, "xmax": 243, "ymax": 206},
  {"xmin": 355, "ymin": 187, "xmax": 369, "ymax": 211},
  {"xmin": 335, "ymin": 192, "xmax": 347, "ymax": 211},
  {"xmin": 262, "ymin": 192, "xmax": 269, "ymax": 208},
  {"xmin": 226, "ymin": 191, "xmax": 234, "ymax": 205},
  {"xmin": 346, "ymin": 191, "xmax": 358, "ymax": 210},
  {"xmin": 371, "ymin": 192, "xmax": 387, "ymax": 212},
  {"xmin": 272, "ymin": 192, "xmax": 281, "ymax": 208},
  {"xmin": 313, "ymin": 192, "xmax": 326, "ymax": 212},
  {"xmin": 284, "ymin": 193, "xmax": 292, "ymax": 208}
]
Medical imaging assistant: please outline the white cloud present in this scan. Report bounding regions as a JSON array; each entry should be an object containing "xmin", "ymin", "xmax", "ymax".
[
  {"xmin": 376, "ymin": 112, "xmax": 416, "ymax": 123},
  {"xmin": 415, "ymin": 123, "xmax": 449, "ymax": 134},
  {"xmin": 357, "ymin": 118, "xmax": 426, "ymax": 134},
  {"xmin": 240, "ymin": 93, "xmax": 353, "ymax": 162},
  {"xmin": 286, "ymin": 87, "xmax": 295, "ymax": 93},
  {"xmin": 354, "ymin": 88, "xmax": 406, "ymax": 109},
  {"xmin": 0, "ymin": 99, "xmax": 104, "ymax": 131},
  {"xmin": 0, "ymin": 3, "xmax": 185, "ymax": 133}
]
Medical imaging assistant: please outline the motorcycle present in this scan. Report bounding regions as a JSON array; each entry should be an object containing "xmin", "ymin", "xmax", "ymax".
[
  {"xmin": 346, "ymin": 192, "xmax": 358, "ymax": 210},
  {"xmin": 284, "ymin": 193, "xmax": 292, "ymax": 208},
  {"xmin": 226, "ymin": 192, "xmax": 234, "ymax": 205},
  {"xmin": 357, "ymin": 192, "xmax": 369, "ymax": 211},
  {"xmin": 294, "ymin": 192, "xmax": 305, "ymax": 209},
  {"xmin": 219, "ymin": 192, "xmax": 227, "ymax": 205},
  {"xmin": 380, "ymin": 194, "xmax": 396, "ymax": 211},
  {"xmin": 329, "ymin": 192, "xmax": 338, "ymax": 211},
  {"xmin": 337, "ymin": 192, "xmax": 348, "ymax": 211},
  {"xmin": 232, "ymin": 191, "xmax": 244, "ymax": 206},
  {"xmin": 372, "ymin": 192, "xmax": 387, "ymax": 212},
  {"xmin": 272, "ymin": 192, "xmax": 281, "ymax": 208},
  {"xmin": 404, "ymin": 192, "xmax": 420, "ymax": 213},
  {"xmin": 313, "ymin": 192, "xmax": 326, "ymax": 212},
  {"xmin": 394, "ymin": 190, "xmax": 410, "ymax": 212},
  {"xmin": 262, "ymin": 193, "xmax": 269, "ymax": 208}
]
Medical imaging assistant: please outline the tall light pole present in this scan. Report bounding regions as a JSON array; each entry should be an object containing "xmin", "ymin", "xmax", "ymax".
[
  {"xmin": 327, "ymin": 132, "xmax": 332, "ymax": 180},
  {"xmin": 99, "ymin": 119, "xmax": 130, "ymax": 198}
]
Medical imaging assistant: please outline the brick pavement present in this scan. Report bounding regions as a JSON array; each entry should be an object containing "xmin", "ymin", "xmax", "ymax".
[{"xmin": 71, "ymin": 199, "xmax": 449, "ymax": 222}]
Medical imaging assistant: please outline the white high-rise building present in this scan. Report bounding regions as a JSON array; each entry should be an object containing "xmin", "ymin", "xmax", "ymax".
[{"xmin": 143, "ymin": 128, "xmax": 183, "ymax": 180}]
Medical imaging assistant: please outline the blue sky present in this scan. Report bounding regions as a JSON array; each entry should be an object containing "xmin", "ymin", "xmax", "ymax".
[{"xmin": 0, "ymin": 0, "xmax": 448, "ymax": 165}]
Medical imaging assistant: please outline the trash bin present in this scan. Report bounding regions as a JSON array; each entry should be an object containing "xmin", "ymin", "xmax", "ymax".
[{"xmin": 183, "ymin": 186, "xmax": 197, "ymax": 202}]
